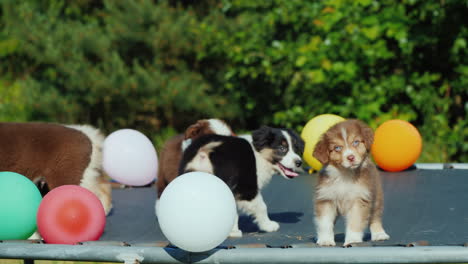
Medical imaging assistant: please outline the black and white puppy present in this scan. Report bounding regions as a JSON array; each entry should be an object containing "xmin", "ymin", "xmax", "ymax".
[{"xmin": 179, "ymin": 126, "xmax": 305, "ymax": 237}]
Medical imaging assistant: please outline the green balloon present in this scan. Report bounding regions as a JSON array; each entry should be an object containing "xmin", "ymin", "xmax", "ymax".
[{"xmin": 0, "ymin": 171, "xmax": 42, "ymax": 240}]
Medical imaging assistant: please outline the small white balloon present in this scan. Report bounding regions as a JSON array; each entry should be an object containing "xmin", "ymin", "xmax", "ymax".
[
  {"xmin": 158, "ymin": 172, "xmax": 237, "ymax": 252},
  {"xmin": 103, "ymin": 129, "xmax": 158, "ymax": 186}
]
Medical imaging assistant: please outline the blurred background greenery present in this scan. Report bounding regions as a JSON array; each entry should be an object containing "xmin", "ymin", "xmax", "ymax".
[{"xmin": 0, "ymin": 0, "xmax": 466, "ymax": 162}]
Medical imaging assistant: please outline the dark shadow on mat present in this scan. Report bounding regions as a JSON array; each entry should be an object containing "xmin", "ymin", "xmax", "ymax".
[
  {"xmin": 238, "ymin": 215, "xmax": 260, "ymax": 233},
  {"xmin": 310, "ymin": 233, "xmax": 345, "ymax": 243},
  {"xmin": 363, "ymin": 233, "xmax": 372, "ymax": 241},
  {"xmin": 310, "ymin": 233, "xmax": 372, "ymax": 243},
  {"xmin": 334, "ymin": 233, "xmax": 345, "ymax": 242},
  {"xmin": 106, "ymin": 207, "xmax": 115, "ymax": 216},
  {"xmin": 164, "ymin": 246, "xmax": 219, "ymax": 262},
  {"xmin": 238, "ymin": 212, "xmax": 304, "ymax": 233},
  {"xmin": 377, "ymin": 164, "xmax": 417, "ymax": 171},
  {"xmin": 269, "ymin": 212, "xmax": 304, "ymax": 224}
]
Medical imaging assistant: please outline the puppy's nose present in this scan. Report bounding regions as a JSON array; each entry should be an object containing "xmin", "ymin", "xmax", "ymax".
[
  {"xmin": 295, "ymin": 159, "xmax": 302, "ymax": 168},
  {"xmin": 347, "ymin": 155, "xmax": 355, "ymax": 162}
]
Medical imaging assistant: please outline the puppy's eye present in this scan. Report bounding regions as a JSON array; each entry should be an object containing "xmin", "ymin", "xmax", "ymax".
[
  {"xmin": 278, "ymin": 145, "xmax": 287, "ymax": 153},
  {"xmin": 352, "ymin": 140, "xmax": 360, "ymax": 147},
  {"xmin": 334, "ymin": 146, "xmax": 343, "ymax": 152}
]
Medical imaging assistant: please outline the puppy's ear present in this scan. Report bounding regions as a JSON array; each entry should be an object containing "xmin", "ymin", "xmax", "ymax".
[
  {"xmin": 313, "ymin": 136, "xmax": 329, "ymax": 165},
  {"xmin": 357, "ymin": 120, "xmax": 374, "ymax": 150},
  {"xmin": 285, "ymin": 128, "xmax": 305, "ymax": 155},
  {"xmin": 184, "ymin": 120, "xmax": 206, "ymax": 140},
  {"xmin": 252, "ymin": 126, "xmax": 274, "ymax": 151}
]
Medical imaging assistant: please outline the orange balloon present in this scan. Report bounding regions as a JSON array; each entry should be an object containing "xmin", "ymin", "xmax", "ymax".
[{"xmin": 371, "ymin": 120, "xmax": 422, "ymax": 172}]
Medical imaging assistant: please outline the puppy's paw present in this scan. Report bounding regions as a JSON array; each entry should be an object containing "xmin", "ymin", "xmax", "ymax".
[
  {"xmin": 317, "ymin": 238, "xmax": 336, "ymax": 247},
  {"xmin": 229, "ymin": 229, "xmax": 243, "ymax": 238},
  {"xmin": 371, "ymin": 231, "xmax": 390, "ymax": 241},
  {"xmin": 344, "ymin": 231, "xmax": 363, "ymax": 246},
  {"xmin": 28, "ymin": 231, "xmax": 42, "ymax": 240},
  {"xmin": 344, "ymin": 239, "xmax": 363, "ymax": 247},
  {"xmin": 259, "ymin": 220, "xmax": 280, "ymax": 232},
  {"xmin": 104, "ymin": 204, "xmax": 113, "ymax": 216}
]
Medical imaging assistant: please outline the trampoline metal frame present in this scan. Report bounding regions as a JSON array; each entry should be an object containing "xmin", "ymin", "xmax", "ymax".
[{"xmin": 2, "ymin": 243, "xmax": 468, "ymax": 264}]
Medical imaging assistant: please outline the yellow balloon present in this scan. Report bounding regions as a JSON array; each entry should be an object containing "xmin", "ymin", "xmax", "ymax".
[{"xmin": 301, "ymin": 114, "xmax": 346, "ymax": 171}]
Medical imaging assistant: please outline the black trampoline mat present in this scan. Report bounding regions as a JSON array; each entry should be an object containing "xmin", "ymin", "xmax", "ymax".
[{"xmin": 100, "ymin": 169, "xmax": 468, "ymax": 247}]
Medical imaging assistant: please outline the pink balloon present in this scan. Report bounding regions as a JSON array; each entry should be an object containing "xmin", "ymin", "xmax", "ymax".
[
  {"xmin": 103, "ymin": 129, "xmax": 158, "ymax": 186},
  {"xmin": 37, "ymin": 185, "xmax": 105, "ymax": 244}
]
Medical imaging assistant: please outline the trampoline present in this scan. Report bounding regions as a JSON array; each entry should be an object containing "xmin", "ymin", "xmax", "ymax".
[{"xmin": 1, "ymin": 164, "xmax": 468, "ymax": 263}]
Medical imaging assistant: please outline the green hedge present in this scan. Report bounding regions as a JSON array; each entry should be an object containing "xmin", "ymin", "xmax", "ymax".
[{"xmin": 0, "ymin": 0, "xmax": 466, "ymax": 162}]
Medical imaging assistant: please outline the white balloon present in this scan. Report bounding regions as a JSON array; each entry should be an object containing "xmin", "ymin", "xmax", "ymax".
[
  {"xmin": 158, "ymin": 172, "xmax": 237, "ymax": 252},
  {"xmin": 103, "ymin": 129, "xmax": 158, "ymax": 186}
]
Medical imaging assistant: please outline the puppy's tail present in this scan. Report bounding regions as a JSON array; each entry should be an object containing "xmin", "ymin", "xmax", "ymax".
[
  {"xmin": 199, "ymin": 141, "xmax": 223, "ymax": 153},
  {"xmin": 182, "ymin": 141, "xmax": 223, "ymax": 175},
  {"xmin": 65, "ymin": 124, "xmax": 112, "ymax": 215},
  {"xmin": 66, "ymin": 124, "xmax": 105, "ymax": 178}
]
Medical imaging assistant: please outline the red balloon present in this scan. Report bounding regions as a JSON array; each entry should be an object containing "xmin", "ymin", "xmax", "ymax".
[{"xmin": 37, "ymin": 185, "xmax": 106, "ymax": 244}]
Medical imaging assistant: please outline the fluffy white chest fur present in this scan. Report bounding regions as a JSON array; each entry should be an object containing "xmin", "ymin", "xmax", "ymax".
[
  {"xmin": 253, "ymin": 150, "xmax": 275, "ymax": 189},
  {"xmin": 316, "ymin": 165, "xmax": 370, "ymax": 211}
]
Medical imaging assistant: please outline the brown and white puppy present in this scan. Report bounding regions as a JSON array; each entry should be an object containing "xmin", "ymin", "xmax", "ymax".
[
  {"xmin": 0, "ymin": 122, "xmax": 112, "ymax": 215},
  {"xmin": 313, "ymin": 119, "xmax": 389, "ymax": 246},
  {"xmin": 155, "ymin": 119, "xmax": 234, "ymax": 212}
]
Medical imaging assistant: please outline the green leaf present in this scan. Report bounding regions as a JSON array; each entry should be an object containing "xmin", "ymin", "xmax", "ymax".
[
  {"xmin": 295, "ymin": 56, "xmax": 307, "ymax": 67},
  {"xmin": 307, "ymin": 69, "xmax": 326, "ymax": 84},
  {"xmin": 0, "ymin": 39, "xmax": 20, "ymax": 57},
  {"xmin": 362, "ymin": 26, "xmax": 380, "ymax": 40}
]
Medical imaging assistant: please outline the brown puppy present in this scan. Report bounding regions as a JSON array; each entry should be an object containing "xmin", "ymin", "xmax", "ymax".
[
  {"xmin": 313, "ymin": 119, "xmax": 389, "ymax": 246},
  {"xmin": 155, "ymin": 119, "xmax": 234, "ymax": 199},
  {"xmin": 0, "ymin": 122, "xmax": 112, "ymax": 215}
]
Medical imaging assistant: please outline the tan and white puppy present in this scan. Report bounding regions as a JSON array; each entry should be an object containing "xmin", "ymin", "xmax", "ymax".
[{"xmin": 313, "ymin": 119, "xmax": 389, "ymax": 246}]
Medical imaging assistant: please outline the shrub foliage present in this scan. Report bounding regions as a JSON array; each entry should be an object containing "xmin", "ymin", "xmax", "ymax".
[{"xmin": 0, "ymin": 0, "xmax": 466, "ymax": 162}]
